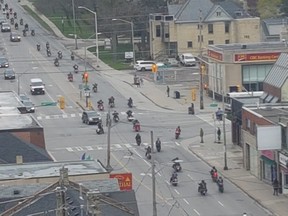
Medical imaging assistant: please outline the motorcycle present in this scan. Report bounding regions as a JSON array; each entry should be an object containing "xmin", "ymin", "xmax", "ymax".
[
  {"xmin": 172, "ymin": 161, "xmax": 182, "ymax": 172},
  {"xmin": 175, "ymin": 128, "xmax": 181, "ymax": 139},
  {"xmin": 31, "ymin": 29, "xmax": 35, "ymax": 36},
  {"xmin": 112, "ymin": 113, "xmax": 119, "ymax": 123},
  {"xmin": 24, "ymin": 24, "xmax": 28, "ymax": 31},
  {"xmin": 198, "ymin": 184, "xmax": 207, "ymax": 196},
  {"xmin": 128, "ymin": 100, "xmax": 133, "ymax": 108},
  {"xmin": 136, "ymin": 137, "xmax": 141, "ymax": 146},
  {"xmin": 170, "ymin": 176, "xmax": 178, "ymax": 186},
  {"xmin": 46, "ymin": 42, "xmax": 50, "ymax": 49},
  {"xmin": 133, "ymin": 122, "xmax": 140, "ymax": 132},
  {"xmin": 98, "ymin": 103, "xmax": 104, "ymax": 111},
  {"xmin": 217, "ymin": 181, "xmax": 224, "ymax": 193},
  {"xmin": 71, "ymin": 53, "xmax": 75, "ymax": 60},
  {"xmin": 14, "ymin": 12, "xmax": 17, "ymax": 19},
  {"xmin": 126, "ymin": 111, "xmax": 134, "ymax": 122},
  {"xmin": 54, "ymin": 59, "xmax": 59, "ymax": 67},
  {"xmin": 22, "ymin": 30, "xmax": 26, "ymax": 37},
  {"xmin": 73, "ymin": 65, "xmax": 79, "ymax": 73},
  {"xmin": 92, "ymin": 83, "xmax": 98, "ymax": 93},
  {"xmin": 37, "ymin": 44, "xmax": 40, "ymax": 51},
  {"xmin": 20, "ymin": 18, "xmax": 23, "ymax": 25},
  {"xmin": 58, "ymin": 51, "xmax": 63, "ymax": 59},
  {"xmin": 68, "ymin": 74, "xmax": 73, "ymax": 82},
  {"xmin": 210, "ymin": 171, "xmax": 218, "ymax": 182},
  {"xmin": 14, "ymin": 23, "xmax": 18, "ymax": 30},
  {"xmin": 96, "ymin": 127, "xmax": 104, "ymax": 135},
  {"xmin": 10, "ymin": 18, "xmax": 14, "ymax": 25},
  {"xmin": 47, "ymin": 49, "xmax": 51, "ymax": 57},
  {"xmin": 145, "ymin": 147, "xmax": 151, "ymax": 160}
]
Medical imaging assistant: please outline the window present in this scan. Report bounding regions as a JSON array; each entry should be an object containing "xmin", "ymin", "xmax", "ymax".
[
  {"xmin": 216, "ymin": 11, "xmax": 221, "ymax": 16},
  {"xmin": 244, "ymin": 35, "xmax": 250, "ymax": 39},
  {"xmin": 198, "ymin": 35, "xmax": 203, "ymax": 42},
  {"xmin": 197, "ymin": 24, "xmax": 203, "ymax": 29},
  {"xmin": 225, "ymin": 22, "xmax": 230, "ymax": 33},
  {"xmin": 156, "ymin": 25, "xmax": 161, "ymax": 37},
  {"xmin": 208, "ymin": 24, "xmax": 213, "ymax": 34},
  {"xmin": 208, "ymin": 40, "xmax": 214, "ymax": 45},
  {"xmin": 165, "ymin": 33, "xmax": 169, "ymax": 38},
  {"xmin": 246, "ymin": 118, "xmax": 250, "ymax": 129},
  {"xmin": 225, "ymin": 39, "xmax": 230, "ymax": 44},
  {"xmin": 187, "ymin": 41, "xmax": 193, "ymax": 48}
]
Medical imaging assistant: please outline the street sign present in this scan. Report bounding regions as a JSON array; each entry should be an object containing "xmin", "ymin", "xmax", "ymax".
[
  {"xmin": 41, "ymin": 102, "xmax": 57, "ymax": 106},
  {"xmin": 210, "ymin": 103, "xmax": 218, "ymax": 107},
  {"xmin": 110, "ymin": 173, "xmax": 132, "ymax": 191}
]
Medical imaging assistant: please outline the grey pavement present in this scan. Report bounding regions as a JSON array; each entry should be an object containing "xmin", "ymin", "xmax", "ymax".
[{"xmin": 23, "ymin": 2, "xmax": 288, "ymax": 216}]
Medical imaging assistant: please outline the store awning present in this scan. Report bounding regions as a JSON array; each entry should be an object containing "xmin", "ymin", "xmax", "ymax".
[{"xmin": 260, "ymin": 155, "xmax": 276, "ymax": 165}]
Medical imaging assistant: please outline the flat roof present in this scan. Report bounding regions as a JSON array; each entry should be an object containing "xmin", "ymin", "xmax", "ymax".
[
  {"xmin": 0, "ymin": 160, "xmax": 108, "ymax": 180},
  {"xmin": 0, "ymin": 91, "xmax": 22, "ymax": 107},
  {"xmin": 209, "ymin": 42, "xmax": 287, "ymax": 51},
  {"xmin": 243, "ymin": 104, "xmax": 288, "ymax": 124}
]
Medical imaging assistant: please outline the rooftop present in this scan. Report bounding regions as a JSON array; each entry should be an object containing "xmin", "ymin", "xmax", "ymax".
[
  {"xmin": 0, "ymin": 91, "xmax": 22, "ymax": 108},
  {"xmin": 0, "ymin": 160, "xmax": 108, "ymax": 180}
]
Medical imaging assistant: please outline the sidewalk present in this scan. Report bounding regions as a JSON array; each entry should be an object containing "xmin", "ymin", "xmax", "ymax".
[{"xmin": 23, "ymin": 2, "xmax": 288, "ymax": 215}]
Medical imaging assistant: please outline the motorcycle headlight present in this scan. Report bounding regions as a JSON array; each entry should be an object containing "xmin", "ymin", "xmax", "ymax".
[{"xmin": 89, "ymin": 118, "xmax": 93, "ymax": 121}]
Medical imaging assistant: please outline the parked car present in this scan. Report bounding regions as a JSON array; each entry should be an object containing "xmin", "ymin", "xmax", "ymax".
[
  {"xmin": 82, "ymin": 110, "xmax": 102, "ymax": 125},
  {"xmin": 0, "ymin": 57, "xmax": 9, "ymax": 68},
  {"xmin": 22, "ymin": 100, "xmax": 35, "ymax": 113},
  {"xmin": 164, "ymin": 58, "xmax": 179, "ymax": 67},
  {"xmin": 1, "ymin": 23, "xmax": 11, "ymax": 32},
  {"xmin": 4, "ymin": 68, "xmax": 15, "ymax": 79},
  {"xmin": 179, "ymin": 53, "xmax": 197, "ymax": 66},
  {"xmin": 134, "ymin": 60, "xmax": 156, "ymax": 71},
  {"xmin": 10, "ymin": 32, "xmax": 21, "ymax": 42}
]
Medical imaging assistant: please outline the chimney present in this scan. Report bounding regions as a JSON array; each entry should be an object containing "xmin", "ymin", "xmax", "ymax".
[{"xmin": 16, "ymin": 155, "xmax": 23, "ymax": 164}]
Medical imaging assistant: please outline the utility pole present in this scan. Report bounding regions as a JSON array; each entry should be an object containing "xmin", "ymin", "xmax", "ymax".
[
  {"xmin": 222, "ymin": 78, "xmax": 228, "ymax": 170},
  {"xmin": 106, "ymin": 109, "xmax": 112, "ymax": 171},
  {"xmin": 199, "ymin": 9, "xmax": 204, "ymax": 110},
  {"xmin": 151, "ymin": 131, "xmax": 157, "ymax": 216}
]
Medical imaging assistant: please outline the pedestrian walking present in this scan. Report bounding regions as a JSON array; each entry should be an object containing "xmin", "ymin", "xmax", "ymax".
[
  {"xmin": 167, "ymin": 86, "xmax": 170, "ymax": 97},
  {"xmin": 272, "ymin": 178, "xmax": 279, "ymax": 195},
  {"xmin": 140, "ymin": 78, "xmax": 143, "ymax": 86},
  {"xmin": 217, "ymin": 127, "xmax": 221, "ymax": 142}
]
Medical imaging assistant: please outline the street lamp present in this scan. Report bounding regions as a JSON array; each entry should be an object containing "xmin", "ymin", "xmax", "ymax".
[
  {"xmin": 112, "ymin": 18, "xmax": 135, "ymax": 65},
  {"xmin": 72, "ymin": 0, "xmax": 78, "ymax": 49},
  {"xmin": 78, "ymin": 6, "xmax": 99, "ymax": 67}
]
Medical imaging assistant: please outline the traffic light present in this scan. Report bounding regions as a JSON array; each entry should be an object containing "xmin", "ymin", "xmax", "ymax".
[
  {"xmin": 200, "ymin": 64, "xmax": 206, "ymax": 74},
  {"xmin": 83, "ymin": 72, "xmax": 88, "ymax": 83},
  {"xmin": 58, "ymin": 96, "xmax": 65, "ymax": 109},
  {"xmin": 152, "ymin": 64, "xmax": 158, "ymax": 73},
  {"xmin": 237, "ymin": 85, "xmax": 241, "ymax": 92}
]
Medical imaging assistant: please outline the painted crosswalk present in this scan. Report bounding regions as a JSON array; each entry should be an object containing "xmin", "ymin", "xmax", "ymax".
[
  {"xmin": 196, "ymin": 113, "xmax": 231, "ymax": 128},
  {"xmin": 53, "ymin": 141, "xmax": 176, "ymax": 152},
  {"xmin": 36, "ymin": 111, "xmax": 146, "ymax": 121}
]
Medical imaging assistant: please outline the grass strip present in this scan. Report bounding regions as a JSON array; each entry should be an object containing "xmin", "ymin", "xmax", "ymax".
[{"xmin": 22, "ymin": 5, "xmax": 53, "ymax": 33}]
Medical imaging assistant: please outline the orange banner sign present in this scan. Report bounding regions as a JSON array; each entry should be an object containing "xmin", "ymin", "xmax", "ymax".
[
  {"xmin": 110, "ymin": 173, "xmax": 132, "ymax": 191},
  {"xmin": 234, "ymin": 52, "xmax": 280, "ymax": 62},
  {"xmin": 208, "ymin": 50, "xmax": 223, "ymax": 61}
]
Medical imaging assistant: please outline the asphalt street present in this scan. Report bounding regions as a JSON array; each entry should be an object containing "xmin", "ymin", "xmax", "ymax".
[{"xmin": 0, "ymin": 1, "xmax": 272, "ymax": 215}]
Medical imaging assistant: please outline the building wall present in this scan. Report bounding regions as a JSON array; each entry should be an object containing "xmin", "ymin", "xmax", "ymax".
[
  {"xmin": 281, "ymin": 80, "xmax": 288, "ymax": 102},
  {"xmin": 263, "ymin": 83, "xmax": 281, "ymax": 100},
  {"xmin": 12, "ymin": 128, "xmax": 46, "ymax": 149},
  {"xmin": 225, "ymin": 64, "xmax": 242, "ymax": 92},
  {"xmin": 232, "ymin": 18, "xmax": 261, "ymax": 43}
]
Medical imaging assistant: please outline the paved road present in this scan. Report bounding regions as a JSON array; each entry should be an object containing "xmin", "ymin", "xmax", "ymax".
[{"xmin": 0, "ymin": 1, "xmax": 273, "ymax": 215}]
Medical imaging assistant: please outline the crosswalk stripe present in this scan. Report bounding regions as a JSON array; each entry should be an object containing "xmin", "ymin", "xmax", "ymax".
[
  {"xmin": 37, "ymin": 116, "xmax": 42, "ymax": 120},
  {"xmin": 71, "ymin": 114, "xmax": 76, "ymax": 117},
  {"xmin": 124, "ymin": 144, "xmax": 132, "ymax": 148},
  {"xmin": 114, "ymin": 144, "xmax": 122, "ymax": 148},
  {"xmin": 66, "ymin": 147, "xmax": 74, "ymax": 152},
  {"xmin": 63, "ymin": 114, "xmax": 68, "ymax": 118},
  {"xmin": 86, "ymin": 146, "xmax": 93, "ymax": 151}
]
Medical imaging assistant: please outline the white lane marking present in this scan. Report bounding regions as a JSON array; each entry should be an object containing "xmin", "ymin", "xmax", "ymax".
[
  {"xmin": 174, "ymin": 189, "xmax": 180, "ymax": 195},
  {"xmin": 97, "ymin": 146, "xmax": 103, "ymax": 150},
  {"xmin": 62, "ymin": 114, "xmax": 68, "ymax": 118},
  {"xmin": 218, "ymin": 201, "xmax": 224, "ymax": 207},
  {"xmin": 47, "ymin": 151, "xmax": 57, "ymax": 162},
  {"xmin": 175, "ymin": 142, "xmax": 180, "ymax": 146},
  {"xmin": 157, "ymin": 172, "xmax": 161, "ymax": 177},
  {"xmin": 71, "ymin": 113, "xmax": 76, "ymax": 117},
  {"xmin": 140, "ymin": 173, "xmax": 145, "ymax": 176},
  {"xmin": 142, "ymin": 142, "xmax": 148, "ymax": 146},
  {"xmin": 183, "ymin": 198, "xmax": 189, "ymax": 205},
  {"xmin": 45, "ymin": 116, "xmax": 50, "ymax": 119},
  {"xmin": 37, "ymin": 116, "xmax": 42, "ymax": 120},
  {"xmin": 75, "ymin": 147, "xmax": 84, "ymax": 151},
  {"xmin": 86, "ymin": 146, "xmax": 93, "ymax": 151},
  {"xmin": 166, "ymin": 180, "xmax": 170, "ymax": 185},
  {"xmin": 124, "ymin": 144, "xmax": 132, "ymax": 148},
  {"xmin": 66, "ymin": 147, "xmax": 74, "ymax": 152},
  {"xmin": 187, "ymin": 174, "xmax": 194, "ymax": 180},
  {"xmin": 114, "ymin": 144, "xmax": 122, "ymax": 148},
  {"xmin": 193, "ymin": 209, "xmax": 200, "ymax": 215},
  {"xmin": 147, "ymin": 173, "xmax": 152, "ymax": 177}
]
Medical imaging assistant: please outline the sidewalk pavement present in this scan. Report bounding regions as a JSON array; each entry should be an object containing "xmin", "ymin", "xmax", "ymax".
[{"xmin": 23, "ymin": 2, "xmax": 288, "ymax": 215}]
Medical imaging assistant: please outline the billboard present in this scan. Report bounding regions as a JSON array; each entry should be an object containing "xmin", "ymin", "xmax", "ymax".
[
  {"xmin": 256, "ymin": 125, "xmax": 281, "ymax": 150},
  {"xmin": 110, "ymin": 173, "xmax": 132, "ymax": 191},
  {"xmin": 234, "ymin": 52, "xmax": 280, "ymax": 63}
]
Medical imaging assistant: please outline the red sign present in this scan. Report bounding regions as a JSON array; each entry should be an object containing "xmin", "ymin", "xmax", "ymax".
[
  {"xmin": 234, "ymin": 52, "xmax": 280, "ymax": 62},
  {"xmin": 261, "ymin": 150, "xmax": 274, "ymax": 160},
  {"xmin": 208, "ymin": 50, "xmax": 223, "ymax": 61},
  {"xmin": 110, "ymin": 173, "xmax": 132, "ymax": 191}
]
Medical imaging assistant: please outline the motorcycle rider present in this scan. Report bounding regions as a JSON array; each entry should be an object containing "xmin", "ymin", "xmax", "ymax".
[
  {"xmin": 24, "ymin": 23, "xmax": 28, "ymax": 31},
  {"xmin": 210, "ymin": 166, "xmax": 217, "ymax": 176},
  {"xmin": 20, "ymin": 18, "xmax": 23, "ymax": 25},
  {"xmin": 6, "ymin": 12, "xmax": 9, "ymax": 19},
  {"xmin": 46, "ymin": 42, "xmax": 50, "ymax": 49},
  {"xmin": 128, "ymin": 97, "xmax": 133, "ymax": 107},
  {"xmin": 73, "ymin": 64, "xmax": 79, "ymax": 73},
  {"xmin": 176, "ymin": 126, "xmax": 181, "ymax": 134},
  {"xmin": 97, "ymin": 122, "xmax": 104, "ymax": 134},
  {"xmin": 170, "ymin": 172, "xmax": 178, "ymax": 184},
  {"xmin": 71, "ymin": 52, "xmax": 75, "ymax": 60},
  {"xmin": 108, "ymin": 96, "xmax": 115, "ymax": 107},
  {"xmin": 31, "ymin": 29, "xmax": 35, "ymax": 36},
  {"xmin": 172, "ymin": 157, "xmax": 181, "ymax": 171},
  {"xmin": 68, "ymin": 72, "xmax": 73, "ymax": 81},
  {"xmin": 58, "ymin": 50, "xmax": 62, "ymax": 59},
  {"xmin": 92, "ymin": 83, "xmax": 98, "ymax": 92},
  {"xmin": 22, "ymin": 29, "xmax": 26, "ymax": 36},
  {"xmin": 199, "ymin": 180, "xmax": 207, "ymax": 190},
  {"xmin": 135, "ymin": 133, "xmax": 141, "ymax": 145},
  {"xmin": 36, "ymin": 43, "xmax": 40, "ymax": 51},
  {"xmin": 97, "ymin": 100, "xmax": 104, "ymax": 110},
  {"xmin": 10, "ymin": 17, "xmax": 14, "ymax": 25},
  {"xmin": 13, "ymin": 11, "xmax": 17, "ymax": 19},
  {"xmin": 112, "ymin": 110, "xmax": 119, "ymax": 122},
  {"xmin": 217, "ymin": 176, "xmax": 223, "ymax": 184},
  {"xmin": 54, "ymin": 57, "xmax": 59, "ymax": 66},
  {"xmin": 126, "ymin": 110, "xmax": 133, "ymax": 118},
  {"xmin": 156, "ymin": 138, "xmax": 161, "ymax": 151},
  {"xmin": 145, "ymin": 146, "xmax": 152, "ymax": 157},
  {"xmin": 14, "ymin": 22, "xmax": 18, "ymax": 29},
  {"xmin": 46, "ymin": 48, "xmax": 51, "ymax": 56}
]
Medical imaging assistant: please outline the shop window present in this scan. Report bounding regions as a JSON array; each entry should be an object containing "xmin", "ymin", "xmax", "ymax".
[
  {"xmin": 225, "ymin": 22, "xmax": 230, "ymax": 33},
  {"xmin": 208, "ymin": 40, "xmax": 214, "ymax": 45},
  {"xmin": 208, "ymin": 24, "xmax": 213, "ymax": 34},
  {"xmin": 156, "ymin": 25, "xmax": 161, "ymax": 37},
  {"xmin": 187, "ymin": 41, "xmax": 193, "ymax": 48}
]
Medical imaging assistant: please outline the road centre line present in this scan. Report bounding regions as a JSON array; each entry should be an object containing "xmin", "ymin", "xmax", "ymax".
[
  {"xmin": 193, "ymin": 208, "xmax": 200, "ymax": 215},
  {"xmin": 187, "ymin": 174, "xmax": 194, "ymax": 180},
  {"xmin": 174, "ymin": 189, "xmax": 180, "ymax": 195},
  {"xmin": 218, "ymin": 201, "xmax": 224, "ymax": 207},
  {"xmin": 183, "ymin": 198, "xmax": 189, "ymax": 205},
  {"xmin": 133, "ymin": 149, "xmax": 151, "ymax": 166},
  {"xmin": 175, "ymin": 142, "xmax": 180, "ymax": 146},
  {"xmin": 166, "ymin": 180, "xmax": 170, "ymax": 185}
]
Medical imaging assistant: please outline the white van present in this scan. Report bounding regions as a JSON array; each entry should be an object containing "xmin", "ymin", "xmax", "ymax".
[
  {"xmin": 134, "ymin": 60, "xmax": 155, "ymax": 71},
  {"xmin": 180, "ymin": 53, "xmax": 197, "ymax": 66},
  {"xmin": 30, "ymin": 78, "xmax": 45, "ymax": 95}
]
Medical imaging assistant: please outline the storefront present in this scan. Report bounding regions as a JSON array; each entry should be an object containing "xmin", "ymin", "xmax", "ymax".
[
  {"xmin": 260, "ymin": 150, "xmax": 277, "ymax": 183},
  {"xmin": 279, "ymin": 152, "xmax": 288, "ymax": 194},
  {"xmin": 205, "ymin": 42, "xmax": 288, "ymax": 97}
]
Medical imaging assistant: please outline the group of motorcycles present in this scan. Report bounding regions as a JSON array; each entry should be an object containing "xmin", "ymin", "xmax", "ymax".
[{"xmin": 197, "ymin": 167, "xmax": 224, "ymax": 196}]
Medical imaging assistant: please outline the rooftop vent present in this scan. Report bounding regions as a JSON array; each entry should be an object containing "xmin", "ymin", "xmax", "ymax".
[
  {"xmin": 13, "ymin": 190, "xmax": 20, "ymax": 195},
  {"xmin": 242, "ymin": 45, "xmax": 247, "ymax": 49}
]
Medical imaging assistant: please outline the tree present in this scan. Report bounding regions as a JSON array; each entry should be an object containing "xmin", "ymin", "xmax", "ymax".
[
  {"xmin": 257, "ymin": 0, "xmax": 282, "ymax": 18},
  {"xmin": 280, "ymin": 0, "xmax": 288, "ymax": 16}
]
